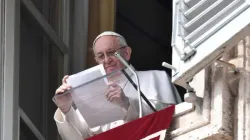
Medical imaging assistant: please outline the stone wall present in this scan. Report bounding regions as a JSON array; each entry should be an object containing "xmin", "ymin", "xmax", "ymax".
[{"xmin": 168, "ymin": 36, "xmax": 250, "ymax": 140}]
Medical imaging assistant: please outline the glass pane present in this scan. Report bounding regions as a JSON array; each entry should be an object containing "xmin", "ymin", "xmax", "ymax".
[
  {"xmin": 30, "ymin": 0, "xmax": 43, "ymax": 15},
  {"xmin": 20, "ymin": 3, "xmax": 45, "ymax": 134},
  {"xmin": 20, "ymin": 118, "xmax": 39, "ymax": 140},
  {"xmin": 48, "ymin": 0, "xmax": 63, "ymax": 34},
  {"xmin": 20, "ymin": 3, "xmax": 65, "ymax": 140},
  {"xmin": 49, "ymin": 45, "xmax": 64, "ymax": 87},
  {"xmin": 47, "ymin": 44, "xmax": 64, "ymax": 140},
  {"xmin": 23, "ymin": 0, "xmax": 64, "ymax": 35}
]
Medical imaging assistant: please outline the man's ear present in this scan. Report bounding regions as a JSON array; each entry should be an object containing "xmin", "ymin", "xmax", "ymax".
[{"xmin": 123, "ymin": 46, "xmax": 132, "ymax": 61}]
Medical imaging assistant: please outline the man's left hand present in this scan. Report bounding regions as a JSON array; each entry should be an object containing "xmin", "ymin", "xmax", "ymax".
[{"xmin": 105, "ymin": 82, "xmax": 129, "ymax": 110}]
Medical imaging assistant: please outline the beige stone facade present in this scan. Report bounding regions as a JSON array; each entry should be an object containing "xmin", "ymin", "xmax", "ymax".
[{"xmin": 167, "ymin": 37, "xmax": 250, "ymax": 140}]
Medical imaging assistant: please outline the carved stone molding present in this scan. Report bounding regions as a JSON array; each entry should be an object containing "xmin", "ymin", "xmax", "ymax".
[
  {"xmin": 232, "ymin": 36, "xmax": 250, "ymax": 140},
  {"xmin": 168, "ymin": 37, "xmax": 250, "ymax": 140},
  {"xmin": 168, "ymin": 60, "xmax": 235, "ymax": 139}
]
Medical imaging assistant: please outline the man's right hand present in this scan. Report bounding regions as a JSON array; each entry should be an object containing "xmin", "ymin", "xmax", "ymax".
[{"xmin": 54, "ymin": 75, "xmax": 73, "ymax": 114}]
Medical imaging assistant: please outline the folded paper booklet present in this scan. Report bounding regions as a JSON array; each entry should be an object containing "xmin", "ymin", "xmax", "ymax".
[{"xmin": 56, "ymin": 64, "xmax": 128, "ymax": 128}]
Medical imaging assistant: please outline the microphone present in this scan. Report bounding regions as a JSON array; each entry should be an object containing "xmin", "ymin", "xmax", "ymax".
[
  {"xmin": 114, "ymin": 52, "xmax": 143, "ymax": 118},
  {"xmin": 115, "ymin": 52, "xmax": 157, "ymax": 117}
]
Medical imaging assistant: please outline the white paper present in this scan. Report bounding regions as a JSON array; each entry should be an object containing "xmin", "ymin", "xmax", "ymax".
[{"xmin": 66, "ymin": 64, "xmax": 126, "ymax": 128}]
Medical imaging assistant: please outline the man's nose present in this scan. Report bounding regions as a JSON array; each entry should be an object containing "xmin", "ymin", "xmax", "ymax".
[{"xmin": 104, "ymin": 54, "xmax": 112, "ymax": 63}]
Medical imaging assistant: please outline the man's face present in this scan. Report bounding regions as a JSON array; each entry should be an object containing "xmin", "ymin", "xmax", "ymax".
[{"xmin": 94, "ymin": 36, "xmax": 131, "ymax": 74}]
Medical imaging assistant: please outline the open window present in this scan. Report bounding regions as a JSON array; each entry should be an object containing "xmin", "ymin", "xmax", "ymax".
[
  {"xmin": 169, "ymin": 0, "xmax": 250, "ymax": 139},
  {"xmin": 172, "ymin": 0, "xmax": 250, "ymax": 88}
]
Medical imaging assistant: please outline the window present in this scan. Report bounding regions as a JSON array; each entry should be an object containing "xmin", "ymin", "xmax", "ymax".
[
  {"xmin": 0, "ymin": 0, "xmax": 20, "ymax": 140},
  {"xmin": 19, "ymin": 108, "xmax": 43, "ymax": 140},
  {"xmin": 20, "ymin": 118, "xmax": 39, "ymax": 140},
  {"xmin": 169, "ymin": 0, "xmax": 250, "ymax": 139},
  {"xmin": 20, "ymin": 0, "xmax": 70, "ymax": 139},
  {"xmin": 171, "ymin": 0, "xmax": 250, "ymax": 88}
]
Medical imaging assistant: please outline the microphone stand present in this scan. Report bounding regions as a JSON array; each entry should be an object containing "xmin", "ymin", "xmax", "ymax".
[
  {"xmin": 115, "ymin": 52, "xmax": 157, "ymax": 118},
  {"xmin": 121, "ymin": 69, "xmax": 157, "ymax": 112}
]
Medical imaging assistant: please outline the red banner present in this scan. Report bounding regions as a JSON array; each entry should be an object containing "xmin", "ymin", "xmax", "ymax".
[{"xmin": 87, "ymin": 105, "xmax": 175, "ymax": 140}]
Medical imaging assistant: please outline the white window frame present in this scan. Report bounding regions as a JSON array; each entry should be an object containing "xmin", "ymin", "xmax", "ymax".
[{"xmin": 0, "ymin": 0, "xmax": 20, "ymax": 140}]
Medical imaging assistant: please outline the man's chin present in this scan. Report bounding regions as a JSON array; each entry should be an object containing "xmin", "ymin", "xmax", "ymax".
[{"xmin": 106, "ymin": 67, "xmax": 118, "ymax": 74}]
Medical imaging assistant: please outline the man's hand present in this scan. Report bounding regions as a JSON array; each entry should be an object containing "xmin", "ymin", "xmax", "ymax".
[
  {"xmin": 105, "ymin": 82, "xmax": 130, "ymax": 110},
  {"xmin": 54, "ymin": 75, "xmax": 73, "ymax": 114}
]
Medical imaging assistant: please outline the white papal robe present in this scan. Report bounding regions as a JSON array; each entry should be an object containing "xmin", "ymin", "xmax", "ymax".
[{"xmin": 54, "ymin": 70, "xmax": 182, "ymax": 140}]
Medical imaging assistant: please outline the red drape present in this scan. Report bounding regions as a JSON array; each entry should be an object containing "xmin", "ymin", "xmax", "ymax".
[{"xmin": 87, "ymin": 105, "xmax": 175, "ymax": 140}]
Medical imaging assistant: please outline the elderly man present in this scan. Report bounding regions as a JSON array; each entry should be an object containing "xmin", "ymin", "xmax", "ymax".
[{"xmin": 54, "ymin": 31, "xmax": 182, "ymax": 140}]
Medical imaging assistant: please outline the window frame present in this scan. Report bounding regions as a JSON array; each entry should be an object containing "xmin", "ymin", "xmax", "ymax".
[
  {"xmin": 171, "ymin": 0, "xmax": 250, "ymax": 89},
  {"xmin": 0, "ymin": 0, "xmax": 20, "ymax": 139}
]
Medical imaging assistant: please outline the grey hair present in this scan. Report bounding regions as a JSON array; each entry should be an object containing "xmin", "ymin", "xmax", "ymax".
[
  {"xmin": 115, "ymin": 36, "xmax": 128, "ymax": 47},
  {"xmin": 92, "ymin": 31, "xmax": 128, "ymax": 51}
]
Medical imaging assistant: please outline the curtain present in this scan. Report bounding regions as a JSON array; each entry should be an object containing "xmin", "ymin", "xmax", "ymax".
[{"xmin": 87, "ymin": 0, "xmax": 116, "ymax": 68}]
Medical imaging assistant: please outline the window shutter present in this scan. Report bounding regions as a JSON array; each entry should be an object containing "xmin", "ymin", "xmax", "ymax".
[{"xmin": 172, "ymin": 0, "xmax": 250, "ymax": 87}]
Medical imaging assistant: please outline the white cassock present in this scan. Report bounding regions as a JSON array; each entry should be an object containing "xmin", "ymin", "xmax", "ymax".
[{"xmin": 54, "ymin": 69, "xmax": 182, "ymax": 140}]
